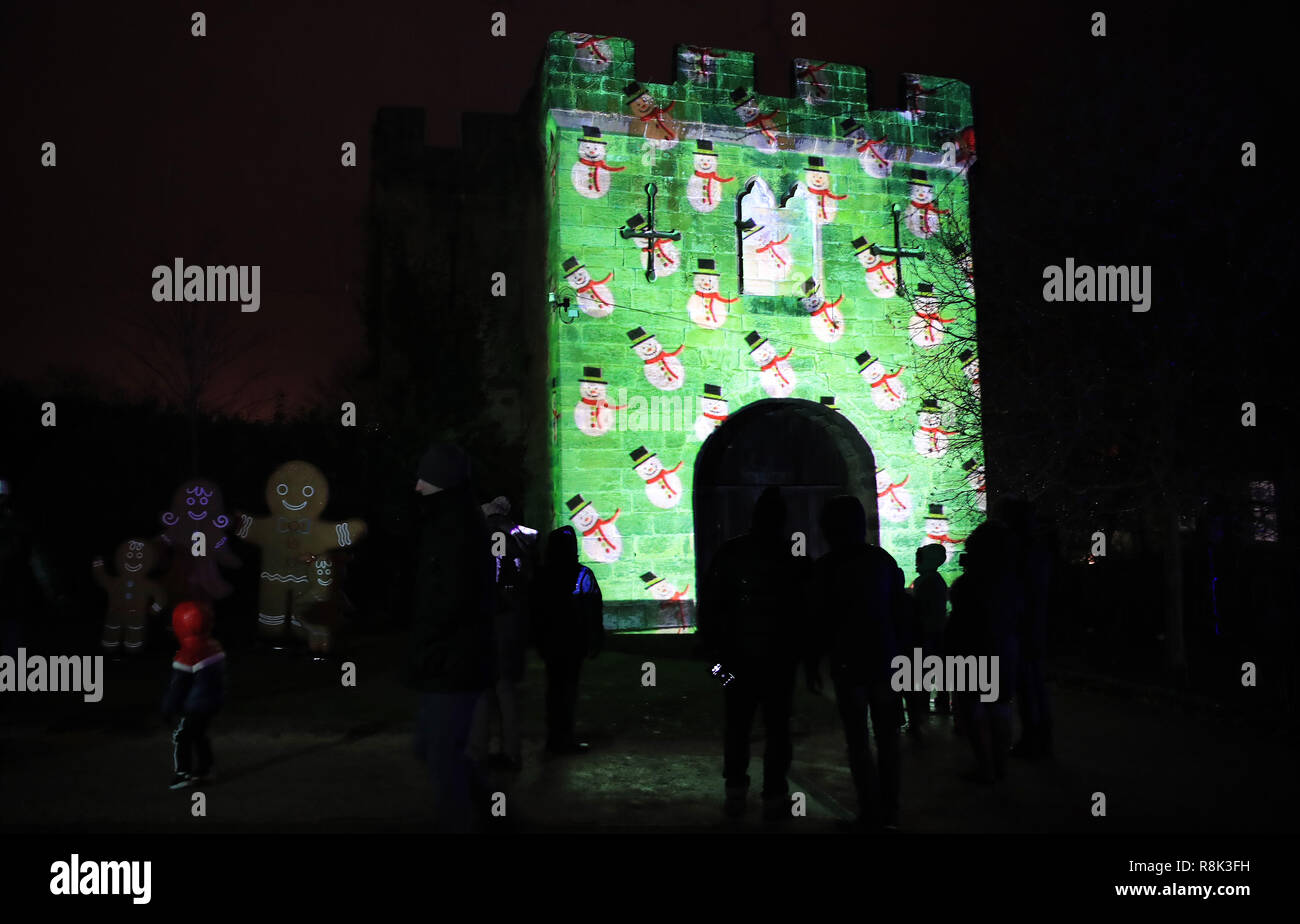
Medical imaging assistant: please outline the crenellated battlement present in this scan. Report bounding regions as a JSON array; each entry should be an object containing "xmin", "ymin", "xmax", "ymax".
[{"xmin": 546, "ymin": 31, "xmax": 973, "ymax": 152}]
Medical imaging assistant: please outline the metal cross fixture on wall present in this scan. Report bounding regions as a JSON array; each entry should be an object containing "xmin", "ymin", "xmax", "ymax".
[
  {"xmin": 880, "ymin": 203, "xmax": 927, "ymax": 296},
  {"xmin": 620, "ymin": 183, "xmax": 682, "ymax": 282}
]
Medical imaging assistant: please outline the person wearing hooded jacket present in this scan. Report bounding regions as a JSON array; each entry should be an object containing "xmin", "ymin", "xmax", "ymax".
[
  {"xmin": 530, "ymin": 525, "xmax": 603, "ymax": 754},
  {"xmin": 162, "ymin": 601, "xmax": 226, "ymax": 789},
  {"xmin": 409, "ymin": 443, "xmax": 496, "ymax": 831}
]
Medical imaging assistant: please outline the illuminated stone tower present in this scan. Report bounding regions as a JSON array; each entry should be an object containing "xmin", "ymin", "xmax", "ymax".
[{"xmin": 540, "ymin": 32, "xmax": 983, "ymax": 630}]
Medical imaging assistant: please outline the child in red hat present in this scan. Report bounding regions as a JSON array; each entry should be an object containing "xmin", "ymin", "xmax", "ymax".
[{"xmin": 162, "ymin": 601, "xmax": 226, "ymax": 789}]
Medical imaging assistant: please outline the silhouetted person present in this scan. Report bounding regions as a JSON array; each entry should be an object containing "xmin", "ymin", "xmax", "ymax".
[
  {"xmin": 947, "ymin": 521, "xmax": 1022, "ymax": 784},
  {"xmin": 806, "ymin": 494, "xmax": 905, "ymax": 830},
  {"xmin": 698, "ymin": 486, "xmax": 806, "ymax": 821},
  {"xmin": 0, "ymin": 478, "xmax": 54, "ymax": 658},
  {"xmin": 162, "ymin": 601, "xmax": 225, "ymax": 789},
  {"xmin": 531, "ymin": 525, "xmax": 603, "ymax": 754},
  {"xmin": 913, "ymin": 544, "xmax": 950, "ymax": 715},
  {"xmin": 1003, "ymin": 499, "xmax": 1054, "ymax": 758},
  {"xmin": 409, "ymin": 443, "xmax": 495, "ymax": 832},
  {"xmin": 470, "ymin": 496, "xmax": 538, "ymax": 771}
]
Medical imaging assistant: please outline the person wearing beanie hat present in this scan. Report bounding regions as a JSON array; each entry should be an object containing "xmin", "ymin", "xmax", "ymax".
[
  {"xmin": 161, "ymin": 601, "xmax": 226, "ymax": 789},
  {"xmin": 469, "ymin": 494, "xmax": 539, "ymax": 772},
  {"xmin": 409, "ymin": 441, "xmax": 496, "ymax": 831}
]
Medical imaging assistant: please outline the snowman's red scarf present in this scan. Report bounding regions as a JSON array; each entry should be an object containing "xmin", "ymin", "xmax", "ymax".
[
  {"xmin": 575, "ymin": 271, "xmax": 615, "ymax": 305},
  {"xmin": 642, "ymin": 345, "xmax": 685, "ymax": 380},
  {"xmin": 693, "ymin": 289, "xmax": 738, "ymax": 324},
  {"xmin": 686, "ymin": 46, "xmax": 725, "ymax": 79},
  {"xmin": 580, "ymin": 511, "xmax": 621, "ymax": 550},
  {"xmin": 910, "ymin": 200, "xmax": 950, "ymax": 231},
  {"xmin": 877, "ymin": 474, "xmax": 910, "ymax": 506},
  {"xmin": 641, "ymin": 238, "xmax": 677, "ymax": 266},
  {"xmin": 797, "ymin": 61, "xmax": 831, "ymax": 98},
  {"xmin": 925, "ymin": 531, "xmax": 964, "ymax": 546},
  {"xmin": 639, "ymin": 101, "xmax": 677, "ymax": 139},
  {"xmin": 759, "ymin": 348, "xmax": 794, "ymax": 384},
  {"xmin": 693, "ymin": 170, "xmax": 735, "ymax": 205},
  {"xmin": 865, "ymin": 257, "xmax": 898, "ymax": 287},
  {"xmin": 744, "ymin": 110, "xmax": 781, "ymax": 145},
  {"xmin": 856, "ymin": 137, "xmax": 890, "ymax": 167},
  {"xmin": 645, "ymin": 462, "xmax": 684, "ymax": 495},
  {"xmin": 579, "ymin": 157, "xmax": 624, "ymax": 192},
  {"xmin": 755, "ymin": 234, "xmax": 791, "ymax": 266},
  {"xmin": 809, "ymin": 186, "xmax": 847, "ymax": 219},
  {"xmin": 808, "ymin": 294, "xmax": 844, "ymax": 327},
  {"xmin": 870, "ymin": 366, "xmax": 905, "ymax": 400},
  {"xmin": 919, "ymin": 425, "xmax": 959, "ymax": 452},
  {"xmin": 572, "ymin": 35, "xmax": 610, "ymax": 62}
]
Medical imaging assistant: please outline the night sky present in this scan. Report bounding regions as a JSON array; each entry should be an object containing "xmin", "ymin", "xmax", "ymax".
[{"xmin": 1, "ymin": 1, "xmax": 1281, "ymax": 416}]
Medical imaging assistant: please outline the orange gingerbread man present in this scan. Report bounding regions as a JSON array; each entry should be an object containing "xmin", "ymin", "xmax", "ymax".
[{"xmin": 236, "ymin": 461, "xmax": 365, "ymax": 644}]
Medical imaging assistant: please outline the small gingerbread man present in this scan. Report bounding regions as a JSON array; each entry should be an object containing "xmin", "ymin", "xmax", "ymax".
[
  {"xmin": 94, "ymin": 538, "xmax": 167, "ymax": 654},
  {"xmin": 236, "ymin": 461, "xmax": 365, "ymax": 643}
]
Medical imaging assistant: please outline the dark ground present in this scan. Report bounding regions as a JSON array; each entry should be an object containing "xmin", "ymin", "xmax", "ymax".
[{"xmin": 2, "ymin": 623, "xmax": 1294, "ymax": 835}]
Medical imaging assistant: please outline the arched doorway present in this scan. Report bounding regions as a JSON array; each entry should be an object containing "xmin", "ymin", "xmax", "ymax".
[{"xmin": 693, "ymin": 398, "xmax": 879, "ymax": 588}]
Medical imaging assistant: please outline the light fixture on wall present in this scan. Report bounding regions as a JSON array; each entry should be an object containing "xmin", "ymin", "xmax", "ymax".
[{"xmin": 550, "ymin": 289, "xmax": 579, "ymax": 324}]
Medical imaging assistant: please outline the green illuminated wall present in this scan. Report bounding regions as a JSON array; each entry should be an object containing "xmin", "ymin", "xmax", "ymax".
[{"xmin": 541, "ymin": 31, "xmax": 983, "ymax": 629}]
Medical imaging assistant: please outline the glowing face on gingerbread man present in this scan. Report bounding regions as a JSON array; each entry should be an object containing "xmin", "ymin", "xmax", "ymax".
[
  {"xmin": 237, "ymin": 461, "xmax": 365, "ymax": 643},
  {"xmin": 160, "ymin": 478, "xmax": 240, "ymax": 604}
]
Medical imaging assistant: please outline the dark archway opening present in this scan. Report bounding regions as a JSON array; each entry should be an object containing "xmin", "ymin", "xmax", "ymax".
[{"xmin": 693, "ymin": 398, "xmax": 879, "ymax": 591}]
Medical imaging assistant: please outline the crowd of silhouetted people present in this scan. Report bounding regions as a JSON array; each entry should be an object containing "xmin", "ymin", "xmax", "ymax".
[{"xmin": 407, "ymin": 443, "xmax": 1055, "ymax": 832}]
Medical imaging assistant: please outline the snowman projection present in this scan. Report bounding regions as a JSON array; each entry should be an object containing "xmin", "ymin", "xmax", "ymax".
[
  {"xmin": 963, "ymin": 459, "xmax": 987, "ymax": 512},
  {"xmin": 567, "ymin": 494, "xmax": 622, "ymax": 563},
  {"xmin": 568, "ymin": 33, "xmax": 613, "ymax": 72},
  {"xmin": 953, "ymin": 242, "xmax": 975, "ymax": 294},
  {"xmin": 746, "ymin": 331, "xmax": 797, "ymax": 398},
  {"xmin": 628, "ymin": 327, "xmax": 685, "ymax": 391},
  {"xmin": 875, "ymin": 468, "xmax": 913, "ymax": 523},
  {"xmin": 641, "ymin": 571, "xmax": 691, "ymax": 632},
  {"xmin": 688, "ymin": 259, "xmax": 739, "ymax": 329},
  {"xmin": 853, "ymin": 238, "xmax": 899, "ymax": 299},
  {"xmin": 731, "ymin": 86, "xmax": 781, "ymax": 149},
  {"xmin": 641, "ymin": 571, "xmax": 690, "ymax": 604},
  {"xmin": 625, "ymin": 212, "xmax": 680, "ymax": 278},
  {"xmin": 694, "ymin": 384, "xmax": 729, "ymax": 441},
  {"xmin": 909, "ymin": 283, "xmax": 956, "ymax": 348},
  {"xmin": 841, "ymin": 118, "xmax": 892, "ymax": 179},
  {"xmin": 739, "ymin": 218, "xmax": 793, "ymax": 282},
  {"xmin": 905, "ymin": 169, "xmax": 950, "ymax": 239},
  {"xmin": 625, "ymin": 82, "xmax": 679, "ymax": 148},
  {"xmin": 923, "ymin": 504, "xmax": 965, "ymax": 557},
  {"xmin": 800, "ymin": 277, "xmax": 845, "ymax": 343},
  {"xmin": 562, "ymin": 256, "xmax": 615, "ymax": 318},
  {"xmin": 794, "ymin": 59, "xmax": 832, "ymax": 105},
  {"xmin": 681, "ymin": 45, "xmax": 726, "ymax": 82},
  {"xmin": 904, "ymin": 77, "xmax": 937, "ymax": 121},
  {"xmin": 856, "ymin": 349, "xmax": 907, "ymax": 411},
  {"xmin": 960, "ymin": 349, "xmax": 981, "ymax": 400},
  {"xmin": 574, "ymin": 366, "xmax": 626, "ymax": 437},
  {"xmin": 914, "ymin": 398, "xmax": 959, "ymax": 459},
  {"xmin": 630, "ymin": 446, "xmax": 685, "ymax": 509},
  {"xmin": 571, "ymin": 125, "xmax": 624, "ymax": 199},
  {"xmin": 803, "ymin": 157, "xmax": 846, "ymax": 224},
  {"xmin": 686, "ymin": 140, "xmax": 734, "ymax": 213}
]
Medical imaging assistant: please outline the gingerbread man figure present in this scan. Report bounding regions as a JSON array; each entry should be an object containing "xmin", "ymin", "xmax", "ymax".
[
  {"xmin": 94, "ymin": 538, "xmax": 167, "ymax": 654},
  {"xmin": 296, "ymin": 552, "xmax": 349, "ymax": 656},
  {"xmin": 236, "ymin": 461, "xmax": 366, "ymax": 643},
  {"xmin": 159, "ymin": 477, "xmax": 241, "ymax": 606}
]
